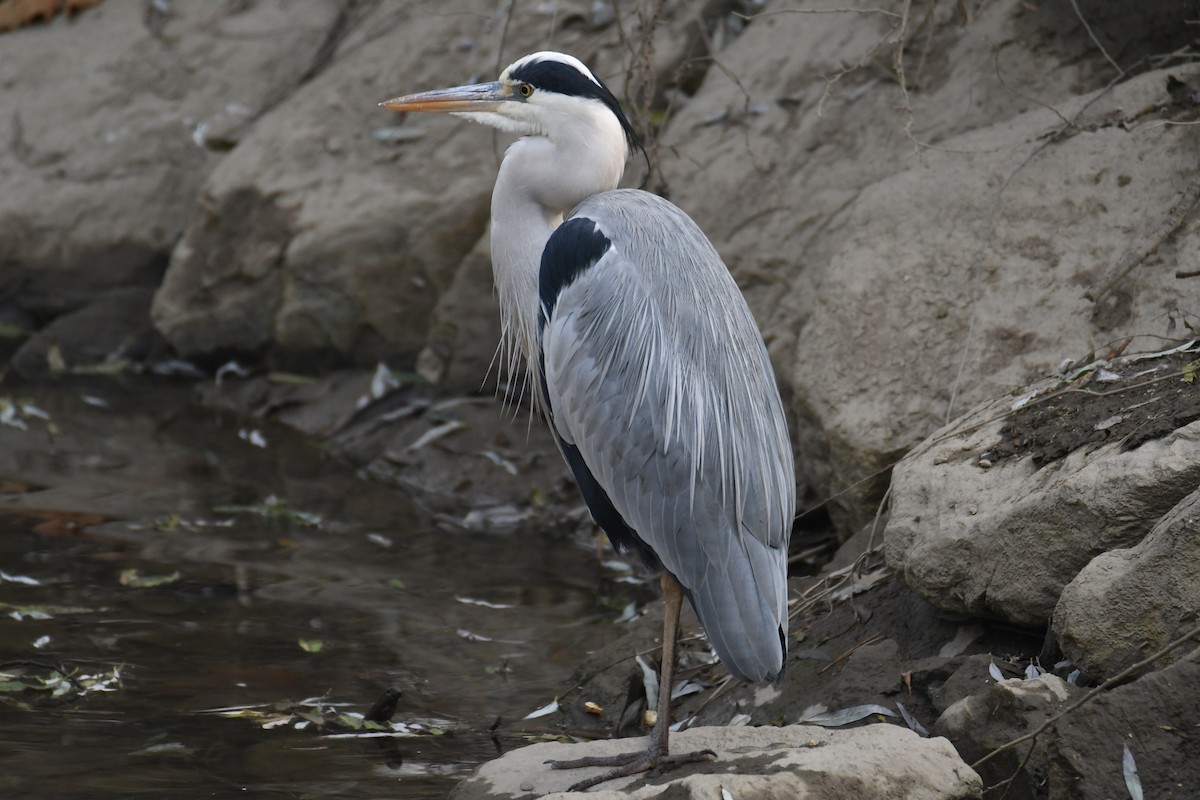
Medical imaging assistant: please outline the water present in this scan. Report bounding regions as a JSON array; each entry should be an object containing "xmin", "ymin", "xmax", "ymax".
[{"xmin": 0, "ymin": 381, "xmax": 629, "ymax": 798}]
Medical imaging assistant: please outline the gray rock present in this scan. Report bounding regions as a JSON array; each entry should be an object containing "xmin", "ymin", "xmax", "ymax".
[
  {"xmin": 151, "ymin": 1, "xmax": 495, "ymax": 367},
  {"xmin": 0, "ymin": 0, "xmax": 342, "ymax": 316},
  {"xmin": 10, "ymin": 287, "xmax": 162, "ymax": 378},
  {"xmin": 649, "ymin": 0, "xmax": 1195, "ymax": 531},
  {"xmin": 886, "ymin": 397, "xmax": 1200, "ymax": 625},
  {"xmin": 1053, "ymin": 487, "xmax": 1200, "ymax": 680},
  {"xmin": 1047, "ymin": 655, "xmax": 1200, "ymax": 798},
  {"xmin": 151, "ymin": 0, "xmax": 706, "ymax": 372},
  {"xmin": 451, "ymin": 724, "xmax": 982, "ymax": 799},
  {"xmin": 935, "ymin": 673, "xmax": 1083, "ymax": 798}
]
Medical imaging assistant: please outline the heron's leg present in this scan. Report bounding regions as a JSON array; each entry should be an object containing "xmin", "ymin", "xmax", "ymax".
[{"xmin": 546, "ymin": 572, "xmax": 715, "ymax": 791}]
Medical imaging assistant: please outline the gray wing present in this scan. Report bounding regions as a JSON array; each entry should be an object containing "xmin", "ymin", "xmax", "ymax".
[{"xmin": 539, "ymin": 190, "xmax": 795, "ymax": 683}]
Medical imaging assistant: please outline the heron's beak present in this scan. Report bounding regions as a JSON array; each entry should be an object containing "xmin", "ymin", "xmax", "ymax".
[{"xmin": 379, "ymin": 81, "xmax": 507, "ymax": 113}]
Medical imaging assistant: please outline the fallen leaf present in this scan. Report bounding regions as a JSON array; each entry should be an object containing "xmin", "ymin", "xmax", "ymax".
[
  {"xmin": 1123, "ymin": 742, "xmax": 1143, "ymax": 800},
  {"xmin": 523, "ymin": 699, "xmax": 559, "ymax": 720},
  {"xmin": 800, "ymin": 704, "xmax": 896, "ymax": 727}
]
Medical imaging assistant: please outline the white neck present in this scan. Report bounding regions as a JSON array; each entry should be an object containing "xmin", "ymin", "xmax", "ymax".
[{"xmin": 488, "ymin": 112, "xmax": 627, "ymax": 402}]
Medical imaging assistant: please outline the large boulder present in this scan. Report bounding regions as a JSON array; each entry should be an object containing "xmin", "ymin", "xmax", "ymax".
[
  {"xmin": 1054, "ymin": 486, "xmax": 1200, "ymax": 680},
  {"xmin": 885, "ymin": 357, "xmax": 1200, "ymax": 626},
  {"xmin": 0, "ymin": 0, "xmax": 343, "ymax": 362},
  {"xmin": 649, "ymin": 0, "xmax": 1196, "ymax": 530},
  {"xmin": 450, "ymin": 723, "xmax": 982, "ymax": 799},
  {"xmin": 150, "ymin": 0, "xmax": 713, "ymax": 372}
]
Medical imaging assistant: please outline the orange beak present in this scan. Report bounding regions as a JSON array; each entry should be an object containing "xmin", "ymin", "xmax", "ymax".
[{"xmin": 379, "ymin": 81, "xmax": 507, "ymax": 113}]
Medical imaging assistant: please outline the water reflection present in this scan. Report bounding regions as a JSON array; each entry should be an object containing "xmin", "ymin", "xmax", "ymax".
[{"xmin": 0, "ymin": 382, "xmax": 630, "ymax": 798}]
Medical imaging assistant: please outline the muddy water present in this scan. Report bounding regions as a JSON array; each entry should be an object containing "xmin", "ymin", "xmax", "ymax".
[{"xmin": 0, "ymin": 381, "xmax": 627, "ymax": 798}]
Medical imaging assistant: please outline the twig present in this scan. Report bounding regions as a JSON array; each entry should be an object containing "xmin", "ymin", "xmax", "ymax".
[
  {"xmin": 893, "ymin": 0, "xmax": 915, "ymax": 141},
  {"xmin": 734, "ymin": 6, "xmax": 902, "ymax": 21},
  {"xmin": 971, "ymin": 620, "xmax": 1200, "ymax": 770},
  {"xmin": 819, "ymin": 632, "xmax": 885, "ymax": 673},
  {"xmin": 1068, "ymin": 0, "xmax": 1124, "ymax": 78}
]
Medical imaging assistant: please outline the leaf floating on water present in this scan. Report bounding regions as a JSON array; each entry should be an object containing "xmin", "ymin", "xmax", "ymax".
[
  {"xmin": 131, "ymin": 742, "xmax": 195, "ymax": 758},
  {"xmin": 523, "ymin": 698, "xmax": 559, "ymax": 720},
  {"xmin": 989, "ymin": 660, "xmax": 1005, "ymax": 682},
  {"xmin": 584, "ymin": 701, "xmax": 603, "ymax": 716},
  {"xmin": 800, "ymin": 704, "xmax": 896, "ymax": 727},
  {"xmin": 118, "ymin": 569, "xmax": 181, "ymax": 588},
  {"xmin": 215, "ymin": 495, "xmax": 322, "ymax": 528},
  {"xmin": 0, "ymin": 572, "xmax": 40, "ymax": 586},
  {"xmin": 896, "ymin": 702, "xmax": 928, "ymax": 736},
  {"xmin": 261, "ymin": 715, "xmax": 295, "ymax": 730},
  {"xmin": 456, "ymin": 628, "xmax": 492, "ymax": 642},
  {"xmin": 238, "ymin": 428, "xmax": 267, "ymax": 448},
  {"xmin": 455, "ymin": 596, "xmax": 516, "ymax": 609},
  {"xmin": 1123, "ymin": 742, "xmax": 1143, "ymax": 800},
  {"xmin": 388, "ymin": 578, "xmax": 407, "ymax": 590},
  {"xmin": 32, "ymin": 635, "xmax": 50, "ymax": 650},
  {"xmin": 727, "ymin": 713, "xmax": 752, "ymax": 727},
  {"xmin": 297, "ymin": 639, "xmax": 324, "ymax": 653}
]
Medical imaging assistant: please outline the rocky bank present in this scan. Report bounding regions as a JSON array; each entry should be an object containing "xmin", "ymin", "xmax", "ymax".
[{"xmin": 3, "ymin": 1, "xmax": 1199, "ymax": 798}]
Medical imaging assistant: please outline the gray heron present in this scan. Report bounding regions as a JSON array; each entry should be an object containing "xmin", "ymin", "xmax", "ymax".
[{"xmin": 382, "ymin": 51, "xmax": 795, "ymax": 790}]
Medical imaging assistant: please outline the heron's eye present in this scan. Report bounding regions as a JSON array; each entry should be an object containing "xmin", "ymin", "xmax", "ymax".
[{"xmin": 518, "ymin": 83, "xmax": 534, "ymax": 98}]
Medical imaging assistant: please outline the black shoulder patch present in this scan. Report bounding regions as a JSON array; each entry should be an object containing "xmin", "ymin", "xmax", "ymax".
[
  {"xmin": 509, "ymin": 58, "xmax": 640, "ymax": 151},
  {"xmin": 538, "ymin": 217, "xmax": 610, "ymax": 329}
]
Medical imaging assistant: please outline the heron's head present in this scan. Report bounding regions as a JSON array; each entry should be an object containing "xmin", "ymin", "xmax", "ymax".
[{"xmin": 380, "ymin": 52, "xmax": 640, "ymax": 156}]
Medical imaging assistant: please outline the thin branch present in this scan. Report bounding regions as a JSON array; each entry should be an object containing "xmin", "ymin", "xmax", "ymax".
[
  {"xmin": 1068, "ymin": 0, "xmax": 1124, "ymax": 78},
  {"xmin": 734, "ymin": 6, "xmax": 902, "ymax": 21}
]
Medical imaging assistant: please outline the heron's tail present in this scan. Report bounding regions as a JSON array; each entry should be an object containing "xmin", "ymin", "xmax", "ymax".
[{"xmin": 680, "ymin": 533, "xmax": 788, "ymax": 684}]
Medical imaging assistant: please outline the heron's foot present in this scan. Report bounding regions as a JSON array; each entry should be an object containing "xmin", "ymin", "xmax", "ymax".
[{"xmin": 546, "ymin": 747, "xmax": 715, "ymax": 792}]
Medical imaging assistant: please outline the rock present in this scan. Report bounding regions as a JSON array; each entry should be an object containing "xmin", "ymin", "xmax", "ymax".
[
  {"xmin": 1053, "ymin": 487, "xmax": 1200, "ymax": 680},
  {"xmin": 10, "ymin": 287, "xmax": 163, "ymax": 379},
  {"xmin": 885, "ymin": 392, "xmax": 1200, "ymax": 625},
  {"xmin": 1047, "ymin": 656, "xmax": 1200, "ymax": 798},
  {"xmin": 151, "ymin": 0, "xmax": 708, "ymax": 373},
  {"xmin": 450, "ymin": 724, "xmax": 982, "ymax": 799},
  {"xmin": 151, "ymin": 0, "xmax": 495, "ymax": 368},
  {"xmin": 0, "ymin": 0, "xmax": 343, "ymax": 322},
  {"xmin": 650, "ymin": 0, "xmax": 1196, "ymax": 531},
  {"xmin": 935, "ymin": 674, "xmax": 1083, "ymax": 798}
]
